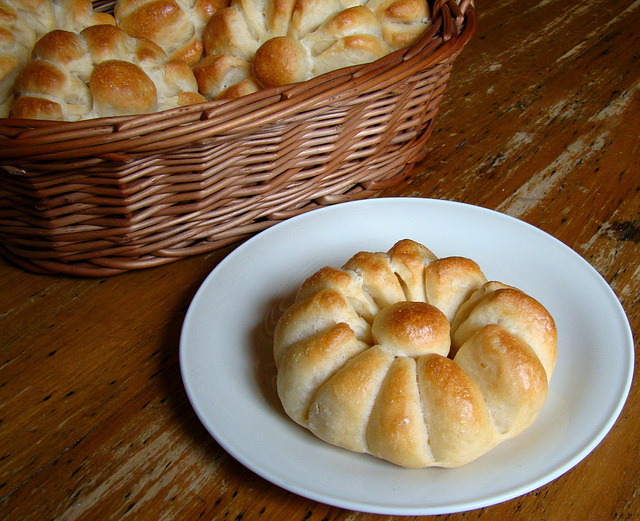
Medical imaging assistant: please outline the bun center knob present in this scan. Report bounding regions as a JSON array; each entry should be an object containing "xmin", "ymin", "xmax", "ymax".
[
  {"xmin": 253, "ymin": 36, "xmax": 310, "ymax": 88},
  {"xmin": 372, "ymin": 301, "xmax": 450, "ymax": 357}
]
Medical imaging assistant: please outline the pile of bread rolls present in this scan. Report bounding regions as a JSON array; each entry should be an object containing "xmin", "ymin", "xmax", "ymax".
[
  {"xmin": 195, "ymin": 0, "xmax": 433, "ymax": 99},
  {"xmin": 1, "ymin": 0, "xmax": 434, "ymax": 120}
]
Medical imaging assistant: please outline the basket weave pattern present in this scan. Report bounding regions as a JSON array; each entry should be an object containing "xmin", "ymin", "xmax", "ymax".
[{"xmin": 0, "ymin": 0, "xmax": 476, "ymax": 276}]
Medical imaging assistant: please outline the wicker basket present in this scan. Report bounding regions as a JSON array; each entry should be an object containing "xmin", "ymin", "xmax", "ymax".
[{"xmin": 0, "ymin": 0, "xmax": 476, "ymax": 277}]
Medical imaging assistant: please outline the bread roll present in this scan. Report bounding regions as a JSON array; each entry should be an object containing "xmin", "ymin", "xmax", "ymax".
[
  {"xmin": 0, "ymin": 3, "xmax": 35, "ymax": 117},
  {"xmin": 274, "ymin": 239, "xmax": 557, "ymax": 468},
  {"xmin": 0, "ymin": 0, "xmax": 115, "ymax": 117},
  {"xmin": 192, "ymin": 53, "xmax": 259, "ymax": 99},
  {"xmin": 10, "ymin": 24, "xmax": 206, "ymax": 120},
  {"xmin": 197, "ymin": 0, "xmax": 432, "ymax": 99},
  {"xmin": 114, "ymin": 0, "xmax": 229, "ymax": 65}
]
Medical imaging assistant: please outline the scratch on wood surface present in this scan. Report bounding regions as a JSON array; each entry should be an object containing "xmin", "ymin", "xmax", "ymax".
[
  {"xmin": 482, "ymin": 131, "xmax": 534, "ymax": 171},
  {"xmin": 509, "ymin": 0, "xmax": 593, "ymax": 59},
  {"xmin": 506, "ymin": 131, "xmax": 535, "ymax": 147},
  {"xmin": 596, "ymin": 245, "xmax": 640, "ymax": 313},
  {"xmin": 592, "ymin": 85, "xmax": 640, "ymax": 121},
  {"xmin": 617, "ymin": 263, "xmax": 640, "ymax": 302},
  {"xmin": 545, "ymin": 97, "xmax": 579, "ymax": 121},
  {"xmin": 497, "ymin": 131, "xmax": 608, "ymax": 217},
  {"xmin": 611, "ymin": 266, "xmax": 640, "ymax": 312},
  {"xmin": 580, "ymin": 218, "xmax": 640, "ymax": 277},
  {"xmin": 498, "ymin": 80, "xmax": 640, "ymax": 218},
  {"xmin": 60, "ymin": 427, "xmax": 219, "ymax": 521},
  {"xmin": 556, "ymin": 0, "xmax": 640, "ymax": 63},
  {"xmin": 581, "ymin": 231, "xmax": 621, "ymax": 272}
]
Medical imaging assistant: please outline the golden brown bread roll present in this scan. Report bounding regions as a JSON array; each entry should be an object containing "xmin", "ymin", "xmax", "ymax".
[
  {"xmin": 10, "ymin": 24, "xmax": 206, "ymax": 120},
  {"xmin": 114, "ymin": 0, "xmax": 229, "ymax": 65},
  {"xmin": 0, "ymin": 2, "xmax": 35, "ymax": 117},
  {"xmin": 192, "ymin": 52, "xmax": 259, "ymax": 99},
  {"xmin": 0, "ymin": 0, "xmax": 115, "ymax": 117},
  {"xmin": 273, "ymin": 239, "xmax": 557, "ymax": 468},
  {"xmin": 1, "ymin": 0, "xmax": 114, "ymax": 38},
  {"xmin": 198, "ymin": 0, "xmax": 432, "ymax": 99}
]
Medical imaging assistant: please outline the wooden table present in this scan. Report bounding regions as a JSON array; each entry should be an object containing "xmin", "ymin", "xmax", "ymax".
[{"xmin": 1, "ymin": 0, "xmax": 638, "ymax": 519}]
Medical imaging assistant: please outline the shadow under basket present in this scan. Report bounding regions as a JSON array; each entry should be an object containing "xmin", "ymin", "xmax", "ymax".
[{"xmin": 0, "ymin": 0, "xmax": 477, "ymax": 277}]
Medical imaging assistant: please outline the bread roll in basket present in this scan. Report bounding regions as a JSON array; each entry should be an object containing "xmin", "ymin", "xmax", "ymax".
[
  {"xmin": 0, "ymin": 0, "xmax": 116, "ymax": 117},
  {"xmin": 274, "ymin": 239, "xmax": 557, "ymax": 468},
  {"xmin": 114, "ymin": 0, "xmax": 228, "ymax": 65},
  {"xmin": 9, "ymin": 24, "xmax": 206, "ymax": 120}
]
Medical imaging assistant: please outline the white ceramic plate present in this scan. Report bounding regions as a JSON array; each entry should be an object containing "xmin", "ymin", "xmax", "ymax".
[{"xmin": 180, "ymin": 198, "xmax": 634, "ymax": 515}]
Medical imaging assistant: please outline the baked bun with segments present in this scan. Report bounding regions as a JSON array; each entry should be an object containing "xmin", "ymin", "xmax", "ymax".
[
  {"xmin": 114, "ymin": 0, "xmax": 229, "ymax": 66},
  {"xmin": 10, "ymin": 24, "xmax": 206, "ymax": 120},
  {"xmin": 273, "ymin": 239, "xmax": 557, "ymax": 468},
  {"xmin": 197, "ymin": 0, "xmax": 433, "ymax": 100},
  {"xmin": 0, "ymin": 0, "xmax": 115, "ymax": 117}
]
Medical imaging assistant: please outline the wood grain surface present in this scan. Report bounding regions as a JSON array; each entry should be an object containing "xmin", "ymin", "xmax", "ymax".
[{"xmin": 1, "ymin": 0, "xmax": 638, "ymax": 519}]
